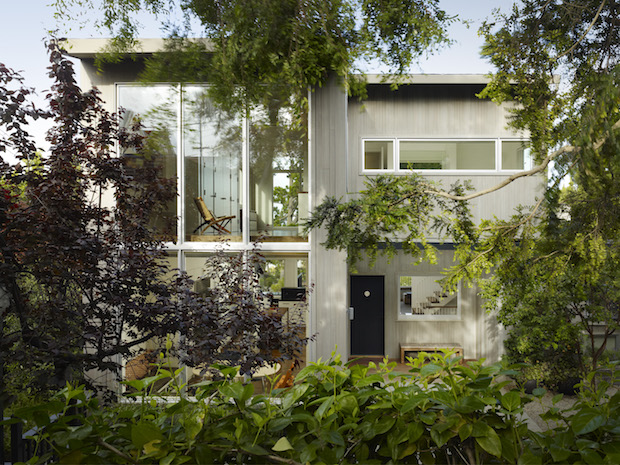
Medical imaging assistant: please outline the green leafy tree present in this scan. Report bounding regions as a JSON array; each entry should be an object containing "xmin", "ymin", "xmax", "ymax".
[{"xmin": 54, "ymin": 0, "xmax": 455, "ymax": 112}]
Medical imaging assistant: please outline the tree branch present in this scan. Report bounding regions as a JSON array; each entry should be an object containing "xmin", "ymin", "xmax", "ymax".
[
  {"xmin": 553, "ymin": 0, "xmax": 606, "ymax": 62},
  {"xmin": 96, "ymin": 437, "xmax": 138, "ymax": 464}
]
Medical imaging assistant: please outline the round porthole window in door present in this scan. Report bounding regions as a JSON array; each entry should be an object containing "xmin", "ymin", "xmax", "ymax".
[{"xmin": 364, "ymin": 290, "xmax": 371, "ymax": 297}]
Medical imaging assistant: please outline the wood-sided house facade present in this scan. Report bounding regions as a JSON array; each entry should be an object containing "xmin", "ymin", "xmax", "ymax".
[{"xmin": 67, "ymin": 39, "xmax": 542, "ymax": 370}]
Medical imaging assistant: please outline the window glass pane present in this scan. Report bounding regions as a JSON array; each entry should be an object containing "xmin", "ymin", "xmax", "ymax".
[
  {"xmin": 183, "ymin": 86, "xmax": 242, "ymax": 242},
  {"xmin": 364, "ymin": 140, "xmax": 394, "ymax": 170},
  {"xmin": 118, "ymin": 85, "xmax": 178, "ymax": 238},
  {"xmin": 123, "ymin": 252, "xmax": 179, "ymax": 387},
  {"xmin": 399, "ymin": 276, "xmax": 458, "ymax": 317},
  {"xmin": 249, "ymin": 105, "xmax": 308, "ymax": 242},
  {"xmin": 502, "ymin": 141, "xmax": 532, "ymax": 170},
  {"xmin": 399, "ymin": 141, "xmax": 495, "ymax": 170}
]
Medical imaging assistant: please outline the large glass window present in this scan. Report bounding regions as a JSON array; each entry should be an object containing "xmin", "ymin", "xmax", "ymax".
[
  {"xmin": 250, "ymin": 107, "xmax": 308, "ymax": 242},
  {"xmin": 364, "ymin": 140, "xmax": 394, "ymax": 170},
  {"xmin": 118, "ymin": 84, "xmax": 309, "ymax": 244},
  {"xmin": 399, "ymin": 141, "xmax": 495, "ymax": 170},
  {"xmin": 118, "ymin": 85, "xmax": 179, "ymax": 237},
  {"xmin": 399, "ymin": 276, "xmax": 459, "ymax": 320},
  {"xmin": 183, "ymin": 87, "xmax": 242, "ymax": 241}
]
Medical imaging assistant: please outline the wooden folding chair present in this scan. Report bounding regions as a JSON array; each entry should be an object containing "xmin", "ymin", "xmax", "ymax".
[{"xmin": 193, "ymin": 197, "xmax": 236, "ymax": 234}]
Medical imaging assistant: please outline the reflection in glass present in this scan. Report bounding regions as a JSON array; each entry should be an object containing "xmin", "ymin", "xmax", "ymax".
[
  {"xmin": 399, "ymin": 141, "xmax": 495, "ymax": 170},
  {"xmin": 399, "ymin": 276, "xmax": 458, "ymax": 317},
  {"xmin": 183, "ymin": 87, "xmax": 242, "ymax": 241},
  {"xmin": 249, "ymin": 105, "xmax": 308, "ymax": 241},
  {"xmin": 364, "ymin": 140, "xmax": 394, "ymax": 170},
  {"xmin": 502, "ymin": 141, "xmax": 532, "ymax": 170},
  {"xmin": 118, "ymin": 85, "xmax": 179, "ymax": 238}
]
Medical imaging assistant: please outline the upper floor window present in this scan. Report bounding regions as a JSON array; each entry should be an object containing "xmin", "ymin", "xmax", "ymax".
[
  {"xmin": 363, "ymin": 138, "xmax": 531, "ymax": 173},
  {"xmin": 118, "ymin": 84, "xmax": 308, "ymax": 244}
]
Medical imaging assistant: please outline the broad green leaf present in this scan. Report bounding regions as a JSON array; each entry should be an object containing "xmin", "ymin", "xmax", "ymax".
[
  {"xmin": 408, "ymin": 422, "xmax": 425, "ymax": 442},
  {"xmin": 143, "ymin": 439, "xmax": 162, "ymax": 455},
  {"xmin": 602, "ymin": 441, "xmax": 620, "ymax": 454},
  {"xmin": 399, "ymin": 443, "xmax": 418, "ymax": 460},
  {"xmin": 576, "ymin": 438, "xmax": 600, "ymax": 450},
  {"xmin": 471, "ymin": 421, "xmax": 493, "ymax": 437},
  {"xmin": 160, "ymin": 452, "xmax": 176, "ymax": 465},
  {"xmin": 476, "ymin": 428, "xmax": 502, "ymax": 458},
  {"xmin": 401, "ymin": 395, "xmax": 425, "ymax": 413},
  {"xmin": 458, "ymin": 423, "xmax": 473, "ymax": 441},
  {"xmin": 501, "ymin": 391, "xmax": 522, "ymax": 412},
  {"xmin": 580, "ymin": 448, "xmax": 602, "ymax": 464},
  {"xmin": 518, "ymin": 447, "xmax": 543, "ymax": 465},
  {"xmin": 499, "ymin": 433, "xmax": 518, "ymax": 463},
  {"xmin": 374, "ymin": 415, "xmax": 396, "ymax": 435},
  {"xmin": 466, "ymin": 376, "xmax": 493, "ymax": 390},
  {"xmin": 420, "ymin": 363, "xmax": 442, "ymax": 377},
  {"xmin": 336, "ymin": 393, "xmax": 358, "ymax": 414},
  {"xmin": 315, "ymin": 396, "xmax": 334, "ymax": 419},
  {"xmin": 548, "ymin": 444, "xmax": 571, "ymax": 462},
  {"xmin": 323, "ymin": 430, "xmax": 345, "ymax": 447},
  {"xmin": 240, "ymin": 442, "xmax": 269, "ymax": 456},
  {"xmin": 419, "ymin": 411, "xmax": 437, "ymax": 425},
  {"xmin": 268, "ymin": 417, "xmax": 292, "ymax": 432},
  {"xmin": 571, "ymin": 410, "xmax": 606, "ymax": 435},
  {"xmin": 131, "ymin": 422, "xmax": 164, "ymax": 449},
  {"xmin": 272, "ymin": 436, "xmax": 294, "ymax": 452},
  {"xmin": 430, "ymin": 425, "xmax": 454, "ymax": 448},
  {"xmin": 455, "ymin": 395, "xmax": 486, "ymax": 413},
  {"xmin": 300, "ymin": 443, "xmax": 318, "ymax": 463}
]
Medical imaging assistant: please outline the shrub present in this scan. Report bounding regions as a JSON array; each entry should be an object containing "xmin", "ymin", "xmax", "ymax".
[{"xmin": 6, "ymin": 354, "xmax": 620, "ymax": 464}]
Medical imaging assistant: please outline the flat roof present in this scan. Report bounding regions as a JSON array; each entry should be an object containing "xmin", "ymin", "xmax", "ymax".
[
  {"xmin": 364, "ymin": 74, "xmax": 491, "ymax": 85},
  {"xmin": 62, "ymin": 38, "xmax": 212, "ymax": 58}
]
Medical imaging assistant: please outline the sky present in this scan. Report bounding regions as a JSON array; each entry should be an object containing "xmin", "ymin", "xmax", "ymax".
[{"xmin": 0, "ymin": 0, "xmax": 515, "ymax": 159}]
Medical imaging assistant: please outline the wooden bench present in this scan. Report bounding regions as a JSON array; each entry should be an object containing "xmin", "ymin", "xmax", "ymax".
[{"xmin": 400, "ymin": 342, "xmax": 463, "ymax": 363}]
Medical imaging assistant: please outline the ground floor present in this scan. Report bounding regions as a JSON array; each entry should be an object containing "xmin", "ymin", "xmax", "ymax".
[{"xmin": 309, "ymin": 245, "xmax": 506, "ymax": 365}]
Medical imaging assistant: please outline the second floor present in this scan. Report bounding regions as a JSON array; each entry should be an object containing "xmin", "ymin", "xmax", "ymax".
[{"xmin": 68, "ymin": 39, "xmax": 544, "ymax": 248}]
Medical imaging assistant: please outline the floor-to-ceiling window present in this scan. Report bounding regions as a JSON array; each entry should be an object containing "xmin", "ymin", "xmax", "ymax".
[
  {"xmin": 118, "ymin": 84, "xmax": 311, "ymax": 385},
  {"xmin": 118, "ymin": 84, "xmax": 308, "ymax": 245}
]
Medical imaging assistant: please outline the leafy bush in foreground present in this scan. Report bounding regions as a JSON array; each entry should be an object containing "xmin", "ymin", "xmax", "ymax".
[{"xmin": 5, "ymin": 353, "xmax": 620, "ymax": 464}]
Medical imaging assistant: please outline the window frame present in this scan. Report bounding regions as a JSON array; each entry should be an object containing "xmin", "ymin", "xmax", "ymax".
[
  {"xmin": 116, "ymin": 82, "xmax": 312, "ymax": 254},
  {"xmin": 361, "ymin": 138, "xmax": 531, "ymax": 175}
]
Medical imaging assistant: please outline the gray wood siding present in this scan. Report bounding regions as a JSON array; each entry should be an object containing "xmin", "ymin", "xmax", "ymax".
[
  {"xmin": 354, "ymin": 250, "xmax": 503, "ymax": 361},
  {"xmin": 346, "ymin": 83, "xmax": 541, "ymax": 224},
  {"xmin": 309, "ymin": 78, "xmax": 351, "ymax": 361}
]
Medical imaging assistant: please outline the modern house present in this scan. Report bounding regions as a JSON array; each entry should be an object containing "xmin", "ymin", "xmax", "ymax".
[{"xmin": 66, "ymin": 39, "xmax": 542, "ymax": 374}]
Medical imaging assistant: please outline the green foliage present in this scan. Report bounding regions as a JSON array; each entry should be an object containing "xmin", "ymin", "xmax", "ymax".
[
  {"xmin": 7, "ymin": 352, "xmax": 620, "ymax": 464},
  {"xmin": 53, "ymin": 0, "xmax": 456, "ymax": 115},
  {"xmin": 3, "ymin": 352, "xmax": 526, "ymax": 464},
  {"xmin": 305, "ymin": 174, "xmax": 475, "ymax": 269}
]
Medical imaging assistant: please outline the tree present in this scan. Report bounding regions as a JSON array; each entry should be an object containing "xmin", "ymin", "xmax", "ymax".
[
  {"xmin": 0, "ymin": 42, "xmax": 307, "ymax": 395},
  {"xmin": 53, "ymin": 0, "xmax": 455, "ymax": 113}
]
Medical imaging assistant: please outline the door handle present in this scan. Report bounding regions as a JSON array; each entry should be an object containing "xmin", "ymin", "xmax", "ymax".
[{"xmin": 348, "ymin": 307, "xmax": 355, "ymax": 320}]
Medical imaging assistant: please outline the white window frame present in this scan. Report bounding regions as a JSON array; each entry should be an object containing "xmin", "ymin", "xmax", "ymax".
[
  {"xmin": 116, "ymin": 83, "xmax": 312, "ymax": 256},
  {"xmin": 361, "ymin": 138, "xmax": 531, "ymax": 175}
]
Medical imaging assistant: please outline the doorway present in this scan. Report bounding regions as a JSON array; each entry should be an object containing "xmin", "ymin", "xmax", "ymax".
[{"xmin": 350, "ymin": 275, "xmax": 384, "ymax": 356}]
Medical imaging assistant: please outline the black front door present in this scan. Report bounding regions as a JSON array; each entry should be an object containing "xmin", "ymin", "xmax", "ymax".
[{"xmin": 350, "ymin": 275, "xmax": 384, "ymax": 355}]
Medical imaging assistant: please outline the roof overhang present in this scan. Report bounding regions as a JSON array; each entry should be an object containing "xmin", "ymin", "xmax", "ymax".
[
  {"xmin": 62, "ymin": 38, "xmax": 212, "ymax": 59},
  {"xmin": 363, "ymin": 74, "xmax": 491, "ymax": 85}
]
